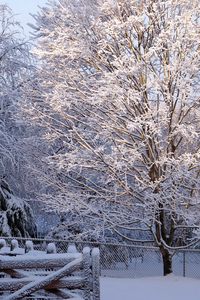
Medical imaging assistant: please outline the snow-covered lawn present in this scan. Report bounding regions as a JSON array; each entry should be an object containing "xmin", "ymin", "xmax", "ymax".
[{"xmin": 101, "ymin": 275, "xmax": 200, "ymax": 300}]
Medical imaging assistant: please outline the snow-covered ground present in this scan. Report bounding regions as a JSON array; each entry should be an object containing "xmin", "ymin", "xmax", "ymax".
[{"xmin": 101, "ymin": 275, "xmax": 200, "ymax": 300}]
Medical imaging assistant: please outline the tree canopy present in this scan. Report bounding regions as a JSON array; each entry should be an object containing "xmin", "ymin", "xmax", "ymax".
[{"xmin": 21, "ymin": 0, "xmax": 200, "ymax": 274}]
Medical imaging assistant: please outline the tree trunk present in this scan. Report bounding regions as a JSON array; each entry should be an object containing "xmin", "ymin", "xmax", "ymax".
[{"xmin": 160, "ymin": 247, "xmax": 172, "ymax": 276}]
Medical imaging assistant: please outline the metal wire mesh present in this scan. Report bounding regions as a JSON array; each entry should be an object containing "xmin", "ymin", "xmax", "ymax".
[
  {"xmin": 173, "ymin": 250, "xmax": 200, "ymax": 279},
  {"xmin": 1, "ymin": 237, "xmax": 200, "ymax": 279},
  {"xmin": 99, "ymin": 244, "xmax": 162, "ymax": 278}
]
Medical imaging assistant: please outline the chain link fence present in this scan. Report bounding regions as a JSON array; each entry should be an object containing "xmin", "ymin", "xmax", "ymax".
[{"xmin": 1, "ymin": 236, "xmax": 200, "ymax": 279}]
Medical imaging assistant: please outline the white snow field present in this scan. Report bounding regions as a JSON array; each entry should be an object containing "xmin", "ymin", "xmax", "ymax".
[{"xmin": 100, "ymin": 275, "xmax": 200, "ymax": 300}]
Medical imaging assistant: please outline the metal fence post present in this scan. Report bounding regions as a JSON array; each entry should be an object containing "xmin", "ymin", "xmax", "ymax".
[
  {"xmin": 92, "ymin": 248, "xmax": 100, "ymax": 300},
  {"xmin": 183, "ymin": 251, "xmax": 186, "ymax": 277},
  {"xmin": 83, "ymin": 247, "xmax": 91, "ymax": 300}
]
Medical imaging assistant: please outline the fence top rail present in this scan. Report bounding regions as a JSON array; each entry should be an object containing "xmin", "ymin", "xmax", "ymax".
[
  {"xmin": 178, "ymin": 248, "xmax": 200, "ymax": 253},
  {"xmin": 1, "ymin": 236, "xmax": 200, "ymax": 252},
  {"xmin": 0, "ymin": 236, "xmax": 158, "ymax": 250}
]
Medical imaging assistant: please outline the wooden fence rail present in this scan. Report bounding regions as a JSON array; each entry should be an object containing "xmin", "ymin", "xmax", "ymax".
[{"xmin": 0, "ymin": 239, "xmax": 100, "ymax": 300}]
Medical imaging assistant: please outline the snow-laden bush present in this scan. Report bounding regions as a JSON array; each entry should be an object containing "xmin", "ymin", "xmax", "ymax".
[{"xmin": 0, "ymin": 181, "xmax": 37, "ymax": 237}]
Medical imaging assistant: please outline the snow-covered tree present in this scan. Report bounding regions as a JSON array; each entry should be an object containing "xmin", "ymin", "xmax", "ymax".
[
  {"xmin": 0, "ymin": 178, "xmax": 36, "ymax": 237},
  {"xmin": 0, "ymin": 4, "xmax": 37, "ymax": 237},
  {"xmin": 0, "ymin": 4, "xmax": 31, "ymax": 185},
  {"xmin": 25, "ymin": 0, "xmax": 200, "ymax": 274}
]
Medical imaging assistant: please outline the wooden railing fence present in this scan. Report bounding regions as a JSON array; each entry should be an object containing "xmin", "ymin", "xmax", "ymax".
[{"xmin": 0, "ymin": 239, "xmax": 100, "ymax": 300}]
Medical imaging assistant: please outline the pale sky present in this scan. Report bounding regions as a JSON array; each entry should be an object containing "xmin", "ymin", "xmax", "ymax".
[{"xmin": 3, "ymin": 0, "xmax": 47, "ymax": 35}]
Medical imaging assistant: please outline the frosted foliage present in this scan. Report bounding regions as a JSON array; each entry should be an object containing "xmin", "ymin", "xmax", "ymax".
[
  {"xmin": 25, "ymin": 0, "xmax": 200, "ymax": 257},
  {"xmin": 0, "ymin": 4, "xmax": 35, "ymax": 199},
  {"xmin": 0, "ymin": 181, "xmax": 37, "ymax": 237},
  {"xmin": 0, "ymin": 5, "xmax": 37, "ymax": 238}
]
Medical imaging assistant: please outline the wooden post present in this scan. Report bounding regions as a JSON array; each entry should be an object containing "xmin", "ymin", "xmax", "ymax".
[
  {"xmin": 25, "ymin": 241, "xmax": 34, "ymax": 253},
  {"xmin": 0, "ymin": 239, "xmax": 6, "ymax": 249},
  {"xmin": 82, "ymin": 247, "xmax": 91, "ymax": 300},
  {"xmin": 10, "ymin": 240, "xmax": 19, "ymax": 251},
  {"xmin": 46, "ymin": 243, "xmax": 57, "ymax": 254},
  {"xmin": 68, "ymin": 243, "xmax": 78, "ymax": 253},
  {"xmin": 91, "ymin": 248, "xmax": 100, "ymax": 300}
]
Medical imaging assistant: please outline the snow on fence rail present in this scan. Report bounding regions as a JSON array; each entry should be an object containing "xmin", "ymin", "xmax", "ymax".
[{"xmin": 0, "ymin": 239, "xmax": 100, "ymax": 300}]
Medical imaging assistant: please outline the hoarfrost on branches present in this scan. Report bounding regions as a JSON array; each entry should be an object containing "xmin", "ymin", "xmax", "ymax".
[
  {"xmin": 0, "ymin": 4, "xmax": 34, "ymax": 192},
  {"xmin": 23, "ymin": 0, "xmax": 200, "ymax": 275},
  {"xmin": 0, "ymin": 4, "xmax": 36, "ymax": 238}
]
